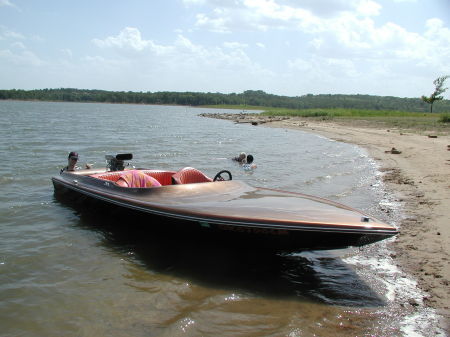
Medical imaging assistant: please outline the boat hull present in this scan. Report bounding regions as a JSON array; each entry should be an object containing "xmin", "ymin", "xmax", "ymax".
[{"xmin": 52, "ymin": 169, "xmax": 398, "ymax": 251}]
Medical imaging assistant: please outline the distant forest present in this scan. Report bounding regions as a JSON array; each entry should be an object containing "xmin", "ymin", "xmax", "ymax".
[{"xmin": 1, "ymin": 88, "xmax": 449, "ymax": 113}]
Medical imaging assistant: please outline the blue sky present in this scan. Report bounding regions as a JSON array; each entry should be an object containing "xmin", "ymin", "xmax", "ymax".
[{"xmin": 1, "ymin": 0, "xmax": 449, "ymax": 98}]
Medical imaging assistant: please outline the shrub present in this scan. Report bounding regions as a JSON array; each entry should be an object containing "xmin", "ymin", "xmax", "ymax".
[
  {"xmin": 439, "ymin": 113, "xmax": 450, "ymax": 123},
  {"xmin": 300, "ymin": 111, "xmax": 332, "ymax": 118}
]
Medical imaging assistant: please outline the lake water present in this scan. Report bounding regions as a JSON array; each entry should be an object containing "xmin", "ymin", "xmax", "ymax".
[{"xmin": 0, "ymin": 101, "xmax": 443, "ymax": 336}]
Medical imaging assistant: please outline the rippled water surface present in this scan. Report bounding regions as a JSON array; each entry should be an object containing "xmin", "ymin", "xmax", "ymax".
[{"xmin": 0, "ymin": 101, "xmax": 442, "ymax": 336}]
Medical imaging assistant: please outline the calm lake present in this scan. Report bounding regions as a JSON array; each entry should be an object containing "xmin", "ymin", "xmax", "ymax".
[{"xmin": 0, "ymin": 101, "xmax": 441, "ymax": 336}]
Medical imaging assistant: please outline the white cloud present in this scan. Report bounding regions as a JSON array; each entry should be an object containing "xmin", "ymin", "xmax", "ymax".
[
  {"xmin": 0, "ymin": 25, "xmax": 44, "ymax": 68},
  {"xmin": 82, "ymin": 55, "xmax": 129, "ymax": 70},
  {"xmin": 87, "ymin": 27, "xmax": 278, "ymax": 92},
  {"xmin": 183, "ymin": 0, "xmax": 450, "ymax": 77},
  {"xmin": 187, "ymin": 0, "xmax": 385, "ymax": 34},
  {"xmin": 424, "ymin": 18, "xmax": 450, "ymax": 43},
  {"xmin": 0, "ymin": 48, "xmax": 42, "ymax": 66},
  {"xmin": 0, "ymin": 0, "xmax": 20, "ymax": 10},
  {"xmin": 92, "ymin": 27, "xmax": 258, "ymax": 72},
  {"xmin": 288, "ymin": 56, "xmax": 358, "ymax": 78},
  {"xmin": 92, "ymin": 27, "xmax": 150, "ymax": 51},
  {"xmin": 223, "ymin": 41, "xmax": 248, "ymax": 49},
  {"xmin": 0, "ymin": 25, "xmax": 25, "ymax": 40},
  {"xmin": 309, "ymin": 38, "xmax": 323, "ymax": 49},
  {"xmin": 183, "ymin": 0, "xmax": 207, "ymax": 5},
  {"xmin": 60, "ymin": 48, "xmax": 73, "ymax": 58},
  {"xmin": 1, "ymin": 1, "xmax": 447, "ymax": 97},
  {"xmin": 92, "ymin": 27, "xmax": 174, "ymax": 56},
  {"xmin": 195, "ymin": 12, "xmax": 232, "ymax": 33},
  {"xmin": 355, "ymin": 0, "xmax": 381, "ymax": 16},
  {"xmin": 171, "ymin": 35, "xmax": 255, "ymax": 71},
  {"xmin": 84, "ymin": 0, "xmax": 450, "ymax": 96},
  {"xmin": 10, "ymin": 41, "xmax": 25, "ymax": 49},
  {"xmin": 287, "ymin": 58, "xmax": 311, "ymax": 71},
  {"xmin": 181, "ymin": 0, "xmax": 449, "ymax": 70}
]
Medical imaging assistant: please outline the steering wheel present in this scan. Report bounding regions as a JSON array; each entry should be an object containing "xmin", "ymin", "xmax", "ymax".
[{"xmin": 213, "ymin": 170, "xmax": 232, "ymax": 181}]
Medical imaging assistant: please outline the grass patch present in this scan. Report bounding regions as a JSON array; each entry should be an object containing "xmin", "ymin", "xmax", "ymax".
[
  {"xmin": 439, "ymin": 113, "xmax": 450, "ymax": 123},
  {"xmin": 264, "ymin": 109, "xmax": 450, "ymax": 134},
  {"xmin": 260, "ymin": 107, "xmax": 434, "ymax": 118},
  {"xmin": 200, "ymin": 104, "xmax": 265, "ymax": 111}
]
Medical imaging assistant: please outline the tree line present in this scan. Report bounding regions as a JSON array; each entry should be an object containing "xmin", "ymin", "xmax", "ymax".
[{"xmin": 1, "ymin": 88, "xmax": 449, "ymax": 112}]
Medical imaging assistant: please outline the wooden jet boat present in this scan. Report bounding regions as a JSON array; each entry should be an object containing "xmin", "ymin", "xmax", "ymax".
[{"xmin": 52, "ymin": 154, "xmax": 398, "ymax": 251}]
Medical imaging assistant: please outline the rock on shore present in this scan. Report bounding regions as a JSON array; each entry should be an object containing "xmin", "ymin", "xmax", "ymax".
[{"xmin": 199, "ymin": 112, "xmax": 289, "ymax": 125}]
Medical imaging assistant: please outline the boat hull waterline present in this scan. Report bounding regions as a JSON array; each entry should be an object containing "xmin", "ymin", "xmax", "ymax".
[{"xmin": 52, "ymin": 168, "xmax": 398, "ymax": 251}]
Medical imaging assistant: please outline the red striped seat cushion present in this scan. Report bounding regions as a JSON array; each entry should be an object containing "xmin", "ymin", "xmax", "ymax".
[{"xmin": 171, "ymin": 167, "xmax": 212, "ymax": 184}]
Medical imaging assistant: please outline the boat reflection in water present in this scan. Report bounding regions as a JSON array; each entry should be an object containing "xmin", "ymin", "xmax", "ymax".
[
  {"xmin": 52, "ymin": 153, "xmax": 398, "ymax": 252},
  {"xmin": 55, "ymin": 195, "xmax": 386, "ymax": 307}
]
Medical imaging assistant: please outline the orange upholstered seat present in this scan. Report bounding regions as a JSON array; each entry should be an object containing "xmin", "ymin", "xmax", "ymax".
[
  {"xmin": 90, "ymin": 172, "xmax": 123, "ymax": 182},
  {"xmin": 141, "ymin": 170, "xmax": 177, "ymax": 186},
  {"xmin": 171, "ymin": 167, "xmax": 213, "ymax": 184},
  {"xmin": 92, "ymin": 170, "xmax": 177, "ymax": 186}
]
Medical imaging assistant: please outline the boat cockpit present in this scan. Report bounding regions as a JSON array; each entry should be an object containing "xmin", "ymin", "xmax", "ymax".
[{"xmin": 86, "ymin": 153, "xmax": 232, "ymax": 188}]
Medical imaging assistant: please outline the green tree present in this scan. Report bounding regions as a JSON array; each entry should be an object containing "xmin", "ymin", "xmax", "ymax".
[{"xmin": 421, "ymin": 75, "xmax": 449, "ymax": 113}]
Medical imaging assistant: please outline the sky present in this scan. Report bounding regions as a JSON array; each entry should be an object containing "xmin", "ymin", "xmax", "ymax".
[{"xmin": 0, "ymin": 0, "xmax": 449, "ymax": 98}]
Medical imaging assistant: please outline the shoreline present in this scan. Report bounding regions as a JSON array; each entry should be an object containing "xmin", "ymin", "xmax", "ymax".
[{"xmin": 203, "ymin": 113, "xmax": 450, "ymax": 333}]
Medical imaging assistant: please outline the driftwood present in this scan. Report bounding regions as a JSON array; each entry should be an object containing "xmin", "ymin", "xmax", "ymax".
[{"xmin": 385, "ymin": 147, "xmax": 402, "ymax": 154}]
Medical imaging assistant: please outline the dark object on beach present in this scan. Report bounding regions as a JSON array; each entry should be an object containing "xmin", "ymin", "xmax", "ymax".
[
  {"xmin": 52, "ymin": 154, "xmax": 398, "ymax": 252},
  {"xmin": 385, "ymin": 147, "xmax": 402, "ymax": 154},
  {"xmin": 428, "ymin": 135, "xmax": 438, "ymax": 138}
]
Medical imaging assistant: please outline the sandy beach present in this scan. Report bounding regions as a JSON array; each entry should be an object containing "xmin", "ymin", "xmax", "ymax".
[{"xmin": 203, "ymin": 113, "xmax": 450, "ymax": 333}]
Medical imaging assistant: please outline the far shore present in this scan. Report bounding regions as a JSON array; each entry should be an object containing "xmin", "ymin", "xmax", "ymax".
[{"xmin": 201, "ymin": 112, "xmax": 450, "ymax": 333}]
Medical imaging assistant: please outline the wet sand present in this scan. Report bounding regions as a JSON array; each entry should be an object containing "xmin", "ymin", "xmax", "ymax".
[{"xmin": 202, "ymin": 113, "xmax": 450, "ymax": 333}]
